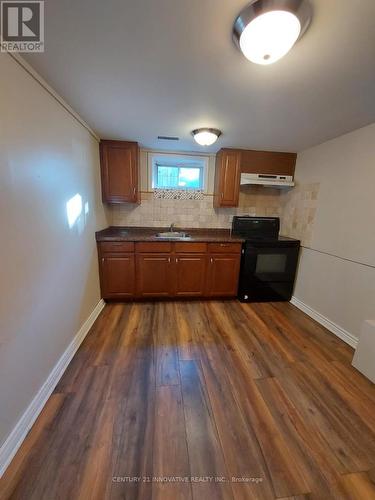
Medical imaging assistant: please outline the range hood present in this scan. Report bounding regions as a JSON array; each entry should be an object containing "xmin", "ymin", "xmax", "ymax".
[{"xmin": 240, "ymin": 173, "xmax": 294, "ymax": 188}]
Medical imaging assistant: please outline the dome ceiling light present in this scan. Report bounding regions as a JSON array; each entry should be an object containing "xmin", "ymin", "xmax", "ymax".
[
  {"xmin": 233, "ymin": 0, "xmax": 312, "ymax": 65},
  {"xmin": 192, "ymin": 128, "xmax": 222, "ymax": 146}
]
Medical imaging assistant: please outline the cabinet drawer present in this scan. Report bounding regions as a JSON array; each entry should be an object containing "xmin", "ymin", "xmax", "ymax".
[
  {"xmin": 136, "ymin": 242, "xmax": 172, "ymax": 253},
  {"xmin": 174, "ymin": 242, "xmax": 207, "ymax": 253},
  {"xmin": 99, "ymin": 241, "xmax": 134, "ymax": 253},
  {"xmin": 208, "ymin": 242, "xmax": 242, "ymax": 254}
]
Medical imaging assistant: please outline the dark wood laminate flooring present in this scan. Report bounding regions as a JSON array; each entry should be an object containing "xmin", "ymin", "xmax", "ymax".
[{"xmin": 1, "ymin": 301, "xmax": 375, "ymax": 500}]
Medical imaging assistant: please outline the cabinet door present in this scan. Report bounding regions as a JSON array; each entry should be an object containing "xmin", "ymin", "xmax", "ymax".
[
  {"xmin": 136, "ymin": 254, "xmax": 173, "ymax": 297},
  {"xmin": 100, "ymin": 254, "xmax": 135, "ymax": 298},
  {"xmin": 207, "ymin": 254, "xmax": 241, "ymax": 297},
  {"xmin": 214, "ymin": 150, "xmax": 241, "ymax": 207},
  {"xmin": 174, "ymin": 254, "xmax": 207, "ymax": 297},
  {"xmin": 100, "ymin": 140, "xmax": 139, "ymax": 203}
]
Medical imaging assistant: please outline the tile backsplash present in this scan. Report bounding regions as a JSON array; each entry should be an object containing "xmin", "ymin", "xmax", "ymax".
[
  {"xmin": 110, "ymin": 185, "xmax": 283, "ymax": 229},
  {"xmin": 108, "ymin": 183, "xmax": 320, "ymax": 246},
  {"xmin": 280, "ymin": 182, "xmax": 320, "ymax": 246}
]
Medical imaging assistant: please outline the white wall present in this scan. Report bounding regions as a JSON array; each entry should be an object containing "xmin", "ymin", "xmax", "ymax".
[
  {"xmin": 0, "ymin": 54, "xmax": 108, "ymax": 448},
  {"xmin": 293, "ymin": 123, "xmax": 375, "ymax": 340}
]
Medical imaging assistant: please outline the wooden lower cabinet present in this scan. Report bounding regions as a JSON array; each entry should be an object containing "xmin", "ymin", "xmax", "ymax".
[
  {"xmin": 98, "ymin": 242, "xmax": 241, "ymax": 299},
  {"xmin": 136, "ymin": 254, "xmax": 173, "ymax": 297},
  {"xmin": 207, "ymin": 254, "xmax": 241, "ymax": 297},
  {"xmin": 100, "ymin": 254, "xmax": 135, "ymax": 298},
  {"xmin": 174, "ymin": 254, "xmax": 207, "ymax": 297}
]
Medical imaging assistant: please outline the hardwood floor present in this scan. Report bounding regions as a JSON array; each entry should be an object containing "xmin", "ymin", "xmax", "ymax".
[{"xmin": 1, "ymin": 301, "xmax": 375, "ymax": 500}]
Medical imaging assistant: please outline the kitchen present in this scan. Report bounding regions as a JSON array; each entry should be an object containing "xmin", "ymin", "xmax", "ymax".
[
  {"xmin": 96, "ymin": 144, "xmax": 302, "ymax": 302},
  {"xmin": 1, "ymin": 1, "xmax": 375, "ymax": 499}
]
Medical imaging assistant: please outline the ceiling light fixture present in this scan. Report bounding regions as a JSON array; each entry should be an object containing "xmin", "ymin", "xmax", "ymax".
[
  {"xmin": 233, "ymin": 0, "xmax": 312, "ymax": 65},
  {"xmin": 192, "ymin": 128, "xmax": 222, "ymax": 146}
]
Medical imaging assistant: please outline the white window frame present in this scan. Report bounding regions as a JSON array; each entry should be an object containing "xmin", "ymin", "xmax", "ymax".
[{"xmin": 148, "ymin": 152, "xmax": 209, "ymax": 192}]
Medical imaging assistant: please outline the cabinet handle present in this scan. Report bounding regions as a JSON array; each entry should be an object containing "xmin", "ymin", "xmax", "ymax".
[
  {"xmin": 133, "ymin": 187, "xmax": 136, "ymax": 197},
  {"xmin": 168, "ymin": 257, "xmax": 171, "ymax": 263},
  {"xmin": 221, "ymin": 192, "xmax": 224, "ymax": 199},
  {"xmin": 210, "ymin": 258, "xmax": 213, "ymax": 264},
  {"xmin": 176, "ymin": 258, "xmax": 178, "ymax": 263},
  {"xmin": 101, "ymin": 258, "xmax": 105, "ymax": 263}
]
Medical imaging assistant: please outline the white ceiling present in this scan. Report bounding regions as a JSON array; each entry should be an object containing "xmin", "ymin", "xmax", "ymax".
[{"xmin": 25, "ymin": 0, "xmax": 375, "ymax": 153}]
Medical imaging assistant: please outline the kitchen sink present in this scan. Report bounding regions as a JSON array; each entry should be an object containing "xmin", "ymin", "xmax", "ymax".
[{"xmin": 155, "ymin": 231, "xmax": 191, "ymax": 240}]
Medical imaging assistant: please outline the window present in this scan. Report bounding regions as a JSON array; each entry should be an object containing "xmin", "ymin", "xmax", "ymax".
[
  {"xmin": 155, "ymin": 165, "xmax": 202, "ymax": 189},
  {"xmin": 150, "ymin": 154, "xmax": 207, "ymax": 190}
]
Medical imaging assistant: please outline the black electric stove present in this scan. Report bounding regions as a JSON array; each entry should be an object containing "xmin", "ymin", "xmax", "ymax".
[{"xmin": 232, "ymin": 216, "xmax": 300, "ymax": 302}]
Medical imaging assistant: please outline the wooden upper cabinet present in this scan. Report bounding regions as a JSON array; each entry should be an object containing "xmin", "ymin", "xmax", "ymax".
[
  {"xmin": 214, "ymin": 149, "xmax": 241, "ymax": 208},
  {"xmin": 100, "ymin": 140, "xmax": 139, "ymax": 204},
  {"xmin": 240, "ymin": 149, "xmax": 296, "ymax": 176},
  {"xmin": 213, "ymin": 148, "xmax": 297, "ymax": 208}
]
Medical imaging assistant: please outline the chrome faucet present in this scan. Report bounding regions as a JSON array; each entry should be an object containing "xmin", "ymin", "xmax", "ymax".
[{"xmin": 169, "ymin": 223, "xmax": 176, "ymax": 232}]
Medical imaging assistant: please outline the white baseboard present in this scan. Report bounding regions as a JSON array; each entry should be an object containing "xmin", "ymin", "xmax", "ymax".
[
  {"xmin": 0, "ymin": 299, "xmax": 105, "ymax": 478},
  {"xmin": 290, "ymin": 296, "xmax": 358, "ymax": 349}
]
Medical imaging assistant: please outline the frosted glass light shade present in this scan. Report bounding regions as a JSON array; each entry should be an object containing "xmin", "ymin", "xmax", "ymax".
[
  {"xmin": 239, "ymin": 10, "xmax": 301, "ymax": 65},
  {"xmin": 192, "ymin": 128, "xmax": 221, "ymax": 146},
  {"xmin": 233, "ymin": 0, "xmax": 312, "ymax": 66}
]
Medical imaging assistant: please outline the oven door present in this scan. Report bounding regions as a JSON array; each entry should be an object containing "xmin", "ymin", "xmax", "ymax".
[{"xmin": 242, "ymin": 242, "xmax": 300, "ymax": 284}]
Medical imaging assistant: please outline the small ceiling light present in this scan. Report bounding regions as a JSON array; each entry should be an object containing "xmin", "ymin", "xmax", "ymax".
[
  {"xmin": 233, "ymin": 0, "xmax": 312, "ymax": 65},
  {"xmin": 192, "ymin": 128, "xmax": 222, "ymax": 146}
]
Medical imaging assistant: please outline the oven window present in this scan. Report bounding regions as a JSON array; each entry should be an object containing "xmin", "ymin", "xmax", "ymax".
[{"xmin": 255, "ymin": 254, "xmax": 288, "ymax": 274}]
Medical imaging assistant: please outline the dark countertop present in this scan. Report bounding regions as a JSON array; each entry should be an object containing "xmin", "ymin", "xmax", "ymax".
[{"xmin": 96, "ymin": 226, "xmax": 245, "ymax": 243}]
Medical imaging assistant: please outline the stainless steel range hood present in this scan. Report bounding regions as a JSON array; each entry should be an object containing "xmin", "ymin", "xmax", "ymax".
[{"xmin": 240, "ymin": 173, "xmax": 294, "ymax": 188}]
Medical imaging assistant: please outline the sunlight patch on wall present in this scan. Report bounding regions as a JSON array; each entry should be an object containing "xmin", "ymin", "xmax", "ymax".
[{"xmin": 66, "ymin": 193, "xmax": 82, "ymax": 228}]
